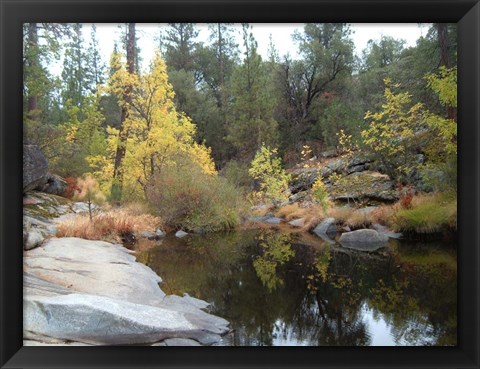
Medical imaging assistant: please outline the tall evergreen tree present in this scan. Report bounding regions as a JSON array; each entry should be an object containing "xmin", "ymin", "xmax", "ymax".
[
  {"xmin": 162, "ymin": 23, "xmax": 199, "ymax": 73},
  {"xmin": 227, "ymin": 24, "xmax": 278, "ymax": 160},
  {"xmin": 23, "ymin": 23, "xmax": 71, "ymax": 123},
  {"xmin": 85, "ymin": 24, "xmax": 106, "ymax": 93},
  {"xmin": 23, "ymin": 23, "xmax": 71, "ymax": 150},
  {"xmin": 61, "ymin": 23, "xmax": 87, "ymax": 110}
]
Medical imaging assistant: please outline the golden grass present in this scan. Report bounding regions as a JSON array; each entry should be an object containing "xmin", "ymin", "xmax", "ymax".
[
  {"xmin": 56, "ymin": 207, "xmax": 163, "ymax": 243},
  {"xmin": 275, "ymin": 203, "xmax": 325, "ymax": 231},
  {"xmin": 370, "ymin": 205, "xmax": 397, "ymax": 226},
  {"xmin": 345, "ymin": 211, "xmax": 373, "ymax": 229},
  {"xmin": 326, "ymin": 206, "xmax": 355, "ymax": 224}
]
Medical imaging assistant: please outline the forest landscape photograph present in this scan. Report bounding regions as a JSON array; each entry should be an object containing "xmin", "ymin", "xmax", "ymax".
[{"xmin": 22, "ymin": 22, "xmax": 458, "ymax": 347}]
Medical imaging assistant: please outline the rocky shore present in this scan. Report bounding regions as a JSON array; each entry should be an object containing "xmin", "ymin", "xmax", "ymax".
[
  {"xmin": 24, "ymin": 237, "xmax": 230, "ymax": 346},
  {"xmin": 23, "ymin": 192, "xmax": 230, "ymax": 346}
]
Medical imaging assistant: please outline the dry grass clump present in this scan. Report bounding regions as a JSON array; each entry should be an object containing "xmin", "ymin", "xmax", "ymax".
[
  {"xmin": 371, "ymin": 205, "xmax": 397, "ymax": 226},
  {"xmin": 56, "ymin": 208, "xmax": 163, "ymax": 243},
  {"xmin": 326, "ymin": 206, "xmax": 356, "ymax": 224},
  {"xmin": 344, "ymin": 211, "xmax": 373, "ymax": 230},
  {"xmin": 275, "ymin": 203, "xmax": 325, "ymax": 231},
  {"xmin": 326, "ymin": 206, "xmax": 373, "ymax": 229}
]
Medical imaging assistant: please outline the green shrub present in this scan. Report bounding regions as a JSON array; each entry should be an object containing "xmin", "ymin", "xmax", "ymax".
[
  {"xmin": 222, "ymin": 160, "xmax": 254, "ymax": 190},
  {"xmin": 146, "ymin": 161, "xmax": 246, "ymax": 232}
]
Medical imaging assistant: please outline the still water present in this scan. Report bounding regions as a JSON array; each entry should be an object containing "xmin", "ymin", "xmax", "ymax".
[{"xmin": 135, "ymin": 229, "xmax": 457, "ymax": 346}]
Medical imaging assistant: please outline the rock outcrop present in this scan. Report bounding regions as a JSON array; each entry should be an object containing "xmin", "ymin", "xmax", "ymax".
[
  {"xmin": 24, "ymin": 237, "xmax": 230, "ymax": 346},
  {"xmin": 329, "ymin": 171, "xmax": 398, "ymax": 203},
  {"xmin": 23, "ymin": 144, "xmax": 48, "ymax": 193},
  {"xmin": 35, "ymin": 173, "xmax": 67, "ymax": 196}
]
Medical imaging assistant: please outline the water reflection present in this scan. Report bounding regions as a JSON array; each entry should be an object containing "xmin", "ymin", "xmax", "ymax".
[{"xmin": 137, "ymin": 230, "xmax": 457, "ymax": 346}]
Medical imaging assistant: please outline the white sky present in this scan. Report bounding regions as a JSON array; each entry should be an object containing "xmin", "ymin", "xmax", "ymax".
[{"xmin": 51, "ymin": 23, "xmax": 430, "ymax": 75}]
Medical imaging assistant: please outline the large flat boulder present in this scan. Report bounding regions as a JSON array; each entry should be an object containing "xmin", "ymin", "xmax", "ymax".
[
  {"xmin": 24, "ymin": 293, "xmax": 226, "ymax": 345},
  {"xmin": 338, "ymin": 229, "xmax": 389, "ymax": 252},
  {"xmin": 24, "ymin": 237, "xmax": 230, "ymax": 345},
  {"xmin": 23, "ymin": 144, "xmax": 48, "ymax": 193},
  {"xmin": 24, "ymin": 237, "xmax": 166, "ymax": 306}
]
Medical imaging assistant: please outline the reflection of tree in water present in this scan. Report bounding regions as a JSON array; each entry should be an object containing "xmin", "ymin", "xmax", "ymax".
[
  {"xmin": 300, "ymin": 247, "xmax": 372, "ymax": 346},
  {"xmin": 367, "ymin": 244, "xmax": 457, "ymax": 345},
  {"xmin": 139, "ymin": 230, "xmax": 457, "ymax": 346},
  {"xmin": 252, "ymin": 232, "xmax": 295, "ymax": 292}
]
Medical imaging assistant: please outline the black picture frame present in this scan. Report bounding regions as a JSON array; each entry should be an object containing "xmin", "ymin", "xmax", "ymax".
[{"xmin": 1, "ymin": 0, "xmax": 479, "ymax": 368}]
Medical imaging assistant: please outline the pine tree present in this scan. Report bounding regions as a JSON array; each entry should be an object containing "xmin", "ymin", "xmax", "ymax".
[
  {"xmin": 85, "ymin": 24, "xmax": 106, "ymax": 93},
  {"xmin": 162, "ymin": 23, "xmax": 199, "ymax": 73},
  {"xmin": 227, "ymin": 24, "xmax": 278, "ymax": 160},
  {"xmin": 61, "ymin": 24, "xmax": 87, "ymax": 111}
]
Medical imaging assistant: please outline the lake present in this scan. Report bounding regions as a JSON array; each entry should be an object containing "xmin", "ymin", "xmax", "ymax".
[{"xmin": 134, "ymin": 229, "xmax": 457, "ymax": 346}]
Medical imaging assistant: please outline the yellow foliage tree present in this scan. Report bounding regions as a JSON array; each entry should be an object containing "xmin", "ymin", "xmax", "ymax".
[
  {"xmin": 424, "ymin": 67, "xmax": 457, "ymax": 156},
  {"xmin": 361, "ymin": 79, "xmax": 425, "ymax": 180},
  {"xmin": 248, "ymin": 144, "xmax": 291, "ymax": 205},
  {"xmin": 89, "ymin": 52, "xmax": 215, "ymax": 200}
]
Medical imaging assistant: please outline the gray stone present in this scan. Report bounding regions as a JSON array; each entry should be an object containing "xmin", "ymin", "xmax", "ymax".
[
  {"xmin": 23, "ymin": 144, "xmax": 48, "ymax": 193},
  {"xmin": 264, "ymin": 217, "xmax": 282, "ymax": 224},
  {"xmin": 313, "ymin": 218, "xmax": 337, "ymax": 238},
  {"xmin": 72, "ymin": 202, "xmax": 97, "ymax": 213},
  {"xmin": 24, "ymin": 272, "xmax": 72, "ymax": 297},
  {"xmin": 164, "ymin": 338, "xmax": 202, "ymax": 346},
  {"xmin": 45, "ymin": 225, "xmax": 58, "ymax": 235},
  {"xmin": 371, "ymin": 223, "xmax": 403, "ymax": 239},
  {"xmin": 288, "ymin": 218, "xmax": 305, "ymax": 227},
  {"xmin": 24, "ymin": 238, "xmax": 166, "ymax": 305},
  {"xmin": 325, "ymin": 158, "xmax": 347, "ymax": 173},
  {"xmin": 23, "ymin": 339, "xmax": 93, "ymax": 346},
  {"xmin": 320, "ymin": 149, "xmax": 337, "ymax": 158},
  {"xmin": 357, "ymin": 206, "xmax": 378, "ymax": 215},
  {"xmin": 35, "ymin": 173, "xmax": 67, "ymax": 196},
  {"xmin": 329, "ymin": 171, "xmax": 397, "ymax": 203},
  {"xmin": 141, "ymin": 230, "xmax": 166, "ymax": 240},
  {"xmin": 347, "ymin": 164, "xmax": 369, "ymax": 174},
  {"xmin": 338, "ymin": 229, "xmax": 389, "ymax": 251},
  {"xmin": 315, "ymin": 233, "xmax": 336, "ymax": 244},
  {"xmin": 141, "ymin": 231, "xmax": 158, "ymax": 240},
  {"xmin": 289, "ymin": 168, "xmax": 321, "ymax": 193},
  {"xmin": 161, "ymin": 295, "xmax": 210, "ymax": 313},
  {"xmin": 24, "ymin": 293, "xmax": 223, "ymax": 345},
  {"xmin": 175, "ymin": 230, "xmax": 188, "ymax": 238},
  {"xmin": 348, "ymin": 156, "xmax": 372, "ymax": 167},
  {"xmin": 289, "ymin": 191, "xmax": 308, "ymax": 203},
  {"xmin": 25, "ymin": 229, "xmax": 46, "ymax": 250}
]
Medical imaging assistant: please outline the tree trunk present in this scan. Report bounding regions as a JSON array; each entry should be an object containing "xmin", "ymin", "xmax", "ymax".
[
  {"xmin": 112, "ymin": 23, "xmax": 136, "ymax": 202},
  {"xmin": 436, "ymin": 23, "xmax": 456, "ymax": 121},
  {"xmin": 27, "ymin": 23, "xmax": 39, "ymax": 121}
]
